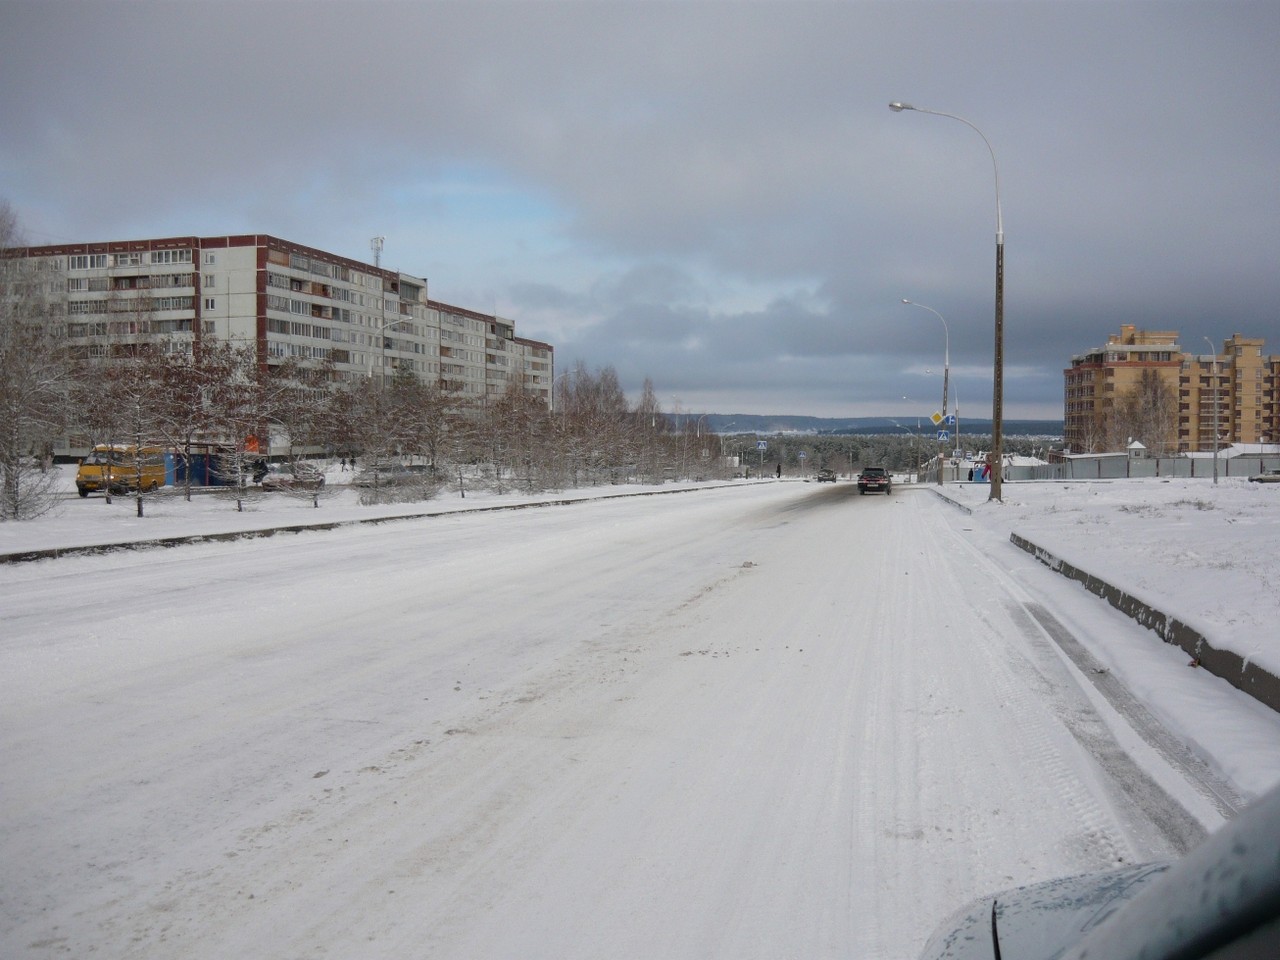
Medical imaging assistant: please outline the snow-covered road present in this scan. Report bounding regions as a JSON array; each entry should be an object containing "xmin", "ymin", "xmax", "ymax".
[{"xmin": 0, "ymin": 482, "xmax": 1237, "ymax": 958}]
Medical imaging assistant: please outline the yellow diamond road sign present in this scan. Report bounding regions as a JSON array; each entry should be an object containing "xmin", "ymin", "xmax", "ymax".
[{"xmin": 930, "ymin": 411, "xmax": 944, "ymax": 426}]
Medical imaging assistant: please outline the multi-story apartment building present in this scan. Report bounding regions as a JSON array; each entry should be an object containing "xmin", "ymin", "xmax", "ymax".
[
  {"xmin": 1064, "ymin": 326, "xmax": 1183, "ymax": 453},
  {"xmin": 18, "ymin": 232, "xmax": 555, "ymax": 404},
  {"xmin": 432, "ymin": 299, "xmax": 554, "ymax": 402},
  {"xmin": 1181, "ymin": 334, "xmax": 1275, "ymax": 453},
  {"xmin": 1065, "ymin": 325, "xmax": 1280, "ymax": 453}
]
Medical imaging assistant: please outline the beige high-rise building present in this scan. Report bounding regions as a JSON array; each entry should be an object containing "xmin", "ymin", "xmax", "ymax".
[
  {"xmin": 1182, "ymin": 334, "xmax": 1276, "ymax": 453},
  {"xmin": 1065, "ymin": 325, "xmax": 1280, "ymax": 453}
]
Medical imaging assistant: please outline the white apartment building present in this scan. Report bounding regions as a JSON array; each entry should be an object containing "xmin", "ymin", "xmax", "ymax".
[{"xmin": 21, "ymin": 233, "xmax": 555, "ymax": 405}]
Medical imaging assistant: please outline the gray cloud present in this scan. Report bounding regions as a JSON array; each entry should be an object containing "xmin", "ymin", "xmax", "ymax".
[{"xmin": 3, "ymin": 0, "xmax": 1277, "ymax": 420}]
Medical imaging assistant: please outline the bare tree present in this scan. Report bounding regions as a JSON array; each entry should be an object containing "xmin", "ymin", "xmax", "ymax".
[
  {"xmin": 1079, "ymin": 416, "xmax": 1109, "ymax": 455},
  {"xmin": 0, "ymin": 202, "xmax": 72, "ymax": 520},
  {"xmin": 483, "ymin": 380, "xmax": 554, "ymax": 493},
  {"xmin": 559, "ymin": 362, "xmax": 638, "ymax": 484},
  {"xmin": 396, "ymin": 372, "xmax": 462, "ymax": 480},
  {"xmin": 632, "ymin": 377, "xmax": 665, "ymax": 483},
  {"xmin": 151, "ymin": 342, "xmax": 230, "ymax": 500},
  {"xmin": 68, "ymin": 286, "xmax": 181, "ymax": 516},
  {"xmin": 96, "ymin": 349, "xmax": 168, "ymax": 517},
  {"xmin": 330, "ymin": 376, "xmax": 397, "ymax": 498},
  {"xmin": 263, "ymin": 355, "xmax": 337, "ymax": 459},
  {"xmin": 1106, "ymin": 369, "xmax": 1179, "ymax": 455},
  {"xmin": 191, "ymin": 342, "xmax": 299, "ymax": 508}
]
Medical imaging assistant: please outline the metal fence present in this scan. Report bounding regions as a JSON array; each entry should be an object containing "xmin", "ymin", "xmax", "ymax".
[
  {"xmin": 920, "ymin": 455, "xmax": 1280, "ymax": 483},
  {"xmin": 1017, "ymin": 456, "xmax": 1280, "ymax": 481}
]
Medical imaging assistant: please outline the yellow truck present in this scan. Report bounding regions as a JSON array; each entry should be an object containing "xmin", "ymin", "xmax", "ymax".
[{"xmin": 76, "ymin": 445, "xmax": 168, "ymax": 497}]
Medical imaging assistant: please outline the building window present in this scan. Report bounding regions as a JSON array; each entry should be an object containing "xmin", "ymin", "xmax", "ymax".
[
  {"xmin": 204, "ymin": 253, "xmax": 216, "ymax": 265},
  {"xmin": 153, "ymin": 296, "xmax": 194, "ymax": 311},
  {"xmin": 151, "ymin": 249, "xmax": 192, "ymax": 265},
  {"xmin": 204, "ymin": 298, "xmax": 216, "ymax": 310}
]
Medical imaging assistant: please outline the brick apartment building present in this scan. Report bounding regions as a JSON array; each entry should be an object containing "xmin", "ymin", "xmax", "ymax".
[{"xmin": 1065, "ymin": 325, "xmax": 1279, "ymax": 453}]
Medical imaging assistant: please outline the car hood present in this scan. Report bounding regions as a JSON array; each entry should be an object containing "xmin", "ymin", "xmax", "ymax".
[
  {"xmin": 918, "ymin": 863, "xmax": 1169, "ymax": 960},
  {"xmin": 919, "ymin": 781, "xmax": 1280, "ymax": 960}
]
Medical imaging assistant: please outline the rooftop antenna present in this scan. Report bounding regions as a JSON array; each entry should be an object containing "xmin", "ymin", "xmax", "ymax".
[{"xmin": 371, "ymin": 236, "xmax": 385, "ymax": 270}]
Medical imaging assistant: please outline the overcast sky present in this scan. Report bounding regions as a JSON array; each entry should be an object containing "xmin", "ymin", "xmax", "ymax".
[{"xmin": 3, "ymin": 1, "xmax": 1277, "ymax": 420}]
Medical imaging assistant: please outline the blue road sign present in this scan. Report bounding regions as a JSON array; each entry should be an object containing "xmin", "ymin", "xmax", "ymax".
[{"xmin": 937, "ymin": 430, "xmax": 950, "ymax": 442}]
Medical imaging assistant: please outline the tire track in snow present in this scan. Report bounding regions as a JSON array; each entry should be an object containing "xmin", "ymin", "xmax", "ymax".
[{"xmin": 930, "ymin": 497, "xmax": 1214, "ymax": 857}]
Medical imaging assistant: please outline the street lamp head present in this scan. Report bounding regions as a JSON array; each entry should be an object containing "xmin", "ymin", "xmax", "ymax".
[{"xmin": 889, "ymin": 102, "xmax": 913, "ymax": 112}]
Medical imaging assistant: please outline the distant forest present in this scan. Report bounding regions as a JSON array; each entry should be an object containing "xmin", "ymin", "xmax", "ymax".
[{"xmin": 673, "ymin": 413, "xmax": 1063, "ymax": 438}]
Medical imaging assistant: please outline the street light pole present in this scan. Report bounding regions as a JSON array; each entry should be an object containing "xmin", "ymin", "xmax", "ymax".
[
  {"xmin": 901, "ymin": 298, "xmax": 949, "ymax": 485},
  {"xmin": 890, "ymin": 101, "xmax": 1004, "ymax": 500},
  {"xmin": 1204, "ymin": 336, "xmax": 1220, "ymax": 484},
  {"xmin": 371, "ymin": 315, "xmax": 415, "ymax": 384},
  {"xmin": 550, "ymin": 370, "xmax": 571, "ymax": 415}
]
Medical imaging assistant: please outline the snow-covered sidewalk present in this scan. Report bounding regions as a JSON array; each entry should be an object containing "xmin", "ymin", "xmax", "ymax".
[
  {"xmin": 941, "ymin": 478, "xmax": 1280, "ymax": 682},
  {"xmin": 0, "ymin": 467, "xmax": 758, "ymax": 556}
]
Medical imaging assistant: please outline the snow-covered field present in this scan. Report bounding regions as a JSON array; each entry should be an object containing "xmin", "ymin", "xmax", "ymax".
[{"xmin": 2, "ymin": 471, "xmax": 1278, "ymax": 959}]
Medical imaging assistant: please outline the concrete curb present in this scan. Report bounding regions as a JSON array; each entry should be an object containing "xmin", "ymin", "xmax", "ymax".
[
  {"xmin": 1010, "ymin": 532, "xmax": 1280, "ymax": 715},
  {"xmin": 927, "ymin": 488, "xmax": 974, "ymax": 515},
  {"xmin": 0, "ymin": 481, "xmax": 765, "ymax": 564}
]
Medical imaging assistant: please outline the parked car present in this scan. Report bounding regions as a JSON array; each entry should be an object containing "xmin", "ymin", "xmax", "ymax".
[
  {"xmin": 1248, "ymin": 468, "xmax": 1280, "ymax": 483},
  {"xmin": 816, "ymin": 468, "xmax": 837, "ymax": 483},
  {"xmin": 351, "ymin": 463, "xmax": 430, "ymax": 487},
  {"xmin": 918, "ymin": 781, "xmax": 1280, "ymax": 960},
  {"xmin": 260, "ymin": 462, "xmax": 325, "ymax": 492}
]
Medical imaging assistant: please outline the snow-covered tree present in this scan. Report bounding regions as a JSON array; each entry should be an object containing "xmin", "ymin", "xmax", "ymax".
[{"xmin": 0, "ymin": 202, "xmax": 72, "ymax": 520}]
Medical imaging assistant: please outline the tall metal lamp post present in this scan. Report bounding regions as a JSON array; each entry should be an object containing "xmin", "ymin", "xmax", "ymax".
[
  {"xmin": 368, "ymin": 314, "xmax": 418, "ymax": 390},
  {"xmin": 901, "ymin": 298, "xmax": 949, "ymax": 485},
  {"xmin": 890, "ymin": 101, "xmax": 1004, "ymax": 500},
  {"xmin": 1203, "ymin": 336, "xmax": 1220, "ymax": 484}
]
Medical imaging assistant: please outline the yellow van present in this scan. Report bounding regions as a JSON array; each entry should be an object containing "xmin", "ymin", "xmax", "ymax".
[{"xmin": 76, "ymin": 445, "xmax": 168, "ymax": 497}]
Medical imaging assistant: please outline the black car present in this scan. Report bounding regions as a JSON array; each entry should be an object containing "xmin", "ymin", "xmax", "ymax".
[
  {"xmin": 857, "ymin": 466, "xmax": 892, "ymax": 494},
  {"xmin": 816, "ymin": 468, "xmax": 837, "ymax": 482}
]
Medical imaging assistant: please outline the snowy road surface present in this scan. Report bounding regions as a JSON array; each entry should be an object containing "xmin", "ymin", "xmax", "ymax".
[{"xmin": 0, "ymin": 482, "xmax": 1235, "ymax": 958}]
